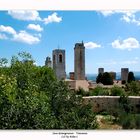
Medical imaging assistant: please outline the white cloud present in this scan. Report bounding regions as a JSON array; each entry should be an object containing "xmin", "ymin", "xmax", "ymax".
[
  {"xmin": 27, "ymin": 24, "xmax": 43, "ymax": 32},
  {"xmin": 84, "ymin": 42, "xmax": 101, "ymax": 49},
  {"xmin": 0, "ymin": 34, "xmax": 8, "ymax": 40},
  {"xmin": 112, "ymin": 37, "xmax": 140, "ymax": 51},
  {"xmin": 99, "ymin": 10, "xmax": 137, "ymax": 17},
  {"xmin": 43, "ymin": 12, "xmax": 62, "ymax": 24},
  {"xmin": 99, "ymin": 10, "xmax": 117, "ymax": 16},
  {"xmin": 0, "ymin": 24, "xmax": 40, "ymax": 45},
  {"xmin": 99, "ymin": 10, "xmax": 140, "ymax": 26},
  {"xmin": 0, "ymin": 25, "xmax": 16, "ymax": 35},
  {"xmin": 120, "ymin": 11, "xmax": 140, "ymax": 25},
  {"xmin": 8, "ymin": 11, "xmax": 63, "ymax": 25},
  {"xmin": 8, "ymin": 10, "xmax": 41, "ymax": 21},
  {"xmin": 13, "ymin": 30, "xmax": 40, "ymax": 45}
]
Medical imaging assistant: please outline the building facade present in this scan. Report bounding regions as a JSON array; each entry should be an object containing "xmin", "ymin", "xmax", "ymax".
[
  {"xmin": 109, "ymin": 71, "xmax": 116, "ymax": 80},
  {"xmin": 52, "ymin": 49, "xmax": 66, "ymax": 80}
]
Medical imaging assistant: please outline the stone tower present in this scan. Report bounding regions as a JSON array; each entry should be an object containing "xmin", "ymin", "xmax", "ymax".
[
  {"xmin": 74, "ymin": 42, "xmax": 85, "ymax": 80},
  {"xmin": 52, "ymin": 49, "xmax": 66, "ymax": 80},
  {"xmin": 121, "ymin": 68, "xmax": 129, "ymax": 82},
  {"xmin": 98, "ymin": 68, "xmax": 104, "ymax": 74},
  {"xmin": 45, "ymin": 56, "xmax": 52, "ymax": 68}
]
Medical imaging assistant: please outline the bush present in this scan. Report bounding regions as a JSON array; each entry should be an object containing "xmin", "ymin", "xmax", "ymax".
[
  {"xmin": 76, "ymin": 87, "xmax": 89, "ymax": 96},
  {"xmin": 110, "ymin": 86, "xmax": 124, "ymax": 96},
  {"xmin": 89, "ymin": 86, "xmax": 109, "ymax": 96},
  {"xmin": 125, "ymin": 81, "xmax": 140, "ymax": 96},
  {"xmin": 114, "ymin": 95, "xmax": 140, "ymax": 129}
]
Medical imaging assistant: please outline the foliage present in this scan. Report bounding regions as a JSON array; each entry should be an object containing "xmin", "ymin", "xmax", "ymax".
[
  {"xmin": 0, "ymin": 58, "xmax": 8, "ymax": 67},
  {"xmin": 110, "ymin": 86, "xmax": 124, "ymax": 96},
  {"xmin": 125, "ymin": 81, "xmax": 140, "ymax": 96},
  {"xmin": 127, "ymin": 71, "xmax": 135, "ymax": 83},
  {"xmin": 0, "ymin": 52, "xmax": 97, "ymax": 129},
  {"xmin": 48, "ymin": 81, "xmax": 97, "ymax": 129},
  {"xmin": 101, "ymin": 72, "xmax": 113, "ymax": 85},
  {"xmin": 75, "ymin": 87, "xmax": 89, "ymax": 96},
  {"xmin": 96, "ymin": 72, "xmax": 113, "ymax": 85},
  {"xmin": 112, "ymin": 95, "xmax": 140, "ymax": 129},
  {"xmin": 96, "ymin": 73, "xmax": 102, "ymax": 84},
  {"xmin": 89, "ymin": 86, "xmax": 109, "ymax": 96}
]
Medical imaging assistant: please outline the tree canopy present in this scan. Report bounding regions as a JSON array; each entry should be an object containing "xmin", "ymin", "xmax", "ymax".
[
  {"xmin": 96, "ymin": 72, "xmax": 113, "ymax": 85},
  {"xmin": 0, "ymin": 52, "xmax": 97, "ymax": 129},
  {"xmin": 127, "ymin": 71, "xmax": 135, "ymax": 83}
]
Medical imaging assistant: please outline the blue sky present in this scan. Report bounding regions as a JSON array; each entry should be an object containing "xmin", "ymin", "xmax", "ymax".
[{"xmin": 0, "ymin": 10, "xmax": 140, "ymax": 74}]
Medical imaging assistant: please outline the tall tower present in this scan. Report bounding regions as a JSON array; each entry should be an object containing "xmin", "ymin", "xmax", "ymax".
[
  {"xmin": 98, "ymin": 68, "xmax": 104, "ymax": 75},
  {"xmin": 52, "ymin": 49, "xmax": 66, "ymax": 80},
  {"xmin": 121, "ymin": 68, "xmax": 129, "ymax": 82},
  {"xmin": 45, "ymin": 56, "xmax": 52, "ymax": 68},
  {"xmin": 74, "ymin": 42, "xmax": 85, "ymax": 80}
]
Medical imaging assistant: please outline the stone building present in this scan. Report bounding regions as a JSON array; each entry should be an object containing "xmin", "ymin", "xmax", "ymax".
[
  {"xmin": 52, "ymin": 49, "xmax": 66, "ymax": 80},
  {"xmin": 69, "ymin": 72, "xmax": 75, "ymax": 80},
  {"xmin": 109, "ymin": 71, "xmax": 116, "ymax": 80},
  {"xmin": 74, "ymin": 42, "xmax": 85, "ymax": 80},
  {"xmin": 45, "ymin": 56, "xmax": 52, "ymax": 68},
  {"xmin": 121, "ymin": 68, "xmax": 129, "ymax": 82},
  {"xmin": 98, "ymin": 68, "xmax": 104, "ymax": 74}
]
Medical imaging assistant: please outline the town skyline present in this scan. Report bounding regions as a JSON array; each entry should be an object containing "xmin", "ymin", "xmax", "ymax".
[{"xmin": 0, "ymin": 11, "xmax": 140, "ymax": 74}]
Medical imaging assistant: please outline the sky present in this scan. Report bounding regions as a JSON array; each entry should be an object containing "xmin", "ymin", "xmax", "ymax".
[{"xmin": 0, "ymin": 10, "xmax": 140, "ymax": 74}]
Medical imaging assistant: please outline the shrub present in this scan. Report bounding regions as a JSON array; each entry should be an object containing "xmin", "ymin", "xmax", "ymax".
[
  {"xmin": 89, "ymin": 86, "xmax": 109, "ymax": 96},
  {"xmin": 110, "ymin": 86, "xmax": 124, "ymax": 96}
]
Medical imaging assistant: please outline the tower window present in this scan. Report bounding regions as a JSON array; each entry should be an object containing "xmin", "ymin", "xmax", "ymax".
[
  {"xmin": 59, "ymin": 54, "xmax": 63, "ymax": 63},
  {"xmin": 53, "ymin": 55, "xmax": 55, "ymax": 63}
]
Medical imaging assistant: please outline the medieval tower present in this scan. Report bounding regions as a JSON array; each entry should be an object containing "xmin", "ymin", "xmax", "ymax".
[
  {"xmin": 52, "ymin": 49, "xmax": 66, "ymax": 80},
  {"xmin": 121, "ymin": 68, "xmax": 129, "ymax": 82},
  {"xmin": 74, "ymin": 42, "xmax": 85, "ymax": 80},
  {"xmin": 98, "ymin": 68, "xmax": 104, "ymax": 75},
  {"xmin": 45, "ymin": 56, "xmax": 52, "ymax": 68}
]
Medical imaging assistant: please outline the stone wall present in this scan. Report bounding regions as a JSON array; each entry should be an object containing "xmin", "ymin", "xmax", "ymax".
[{"xmin": 83, "ymin": 96, "xmax": 140, "ymax": 113}]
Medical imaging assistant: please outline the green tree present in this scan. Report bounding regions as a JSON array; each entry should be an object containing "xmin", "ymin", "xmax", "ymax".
[
  {"xmin": 127, "ymin": 72, "xmax": 135, "ymax": 83},
  {"xmin": 96, "ymin": 73, "xmax": 103, "ymax": 84},
  {"xmin": 125, "ymin": 81, "xmax": 140, "ymax": 96},
  {"xmin": 0, "ymin": 52, "xmax": 97, "ymax": 129},
  {"xmin": 101, "ymin": 72, "xmax": 113, "ymax": 85},
  {"xmin": 0, "ymin": 58, "xmax": 8, "ymax": 67}
]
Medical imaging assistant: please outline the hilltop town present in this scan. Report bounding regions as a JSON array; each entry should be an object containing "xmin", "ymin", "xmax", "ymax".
[{"xmin": 45, "ymin": 41, "xmax": 132, "ymax": 91}]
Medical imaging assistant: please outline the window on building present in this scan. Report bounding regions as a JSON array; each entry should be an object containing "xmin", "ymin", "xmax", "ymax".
[
  {"xmin": 59, "ymin": 54, "xmax": 62, "ymax": 63},
  {"xmin": 53, "ymin": 55, "xmax": 55, "ymax": 63}
]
